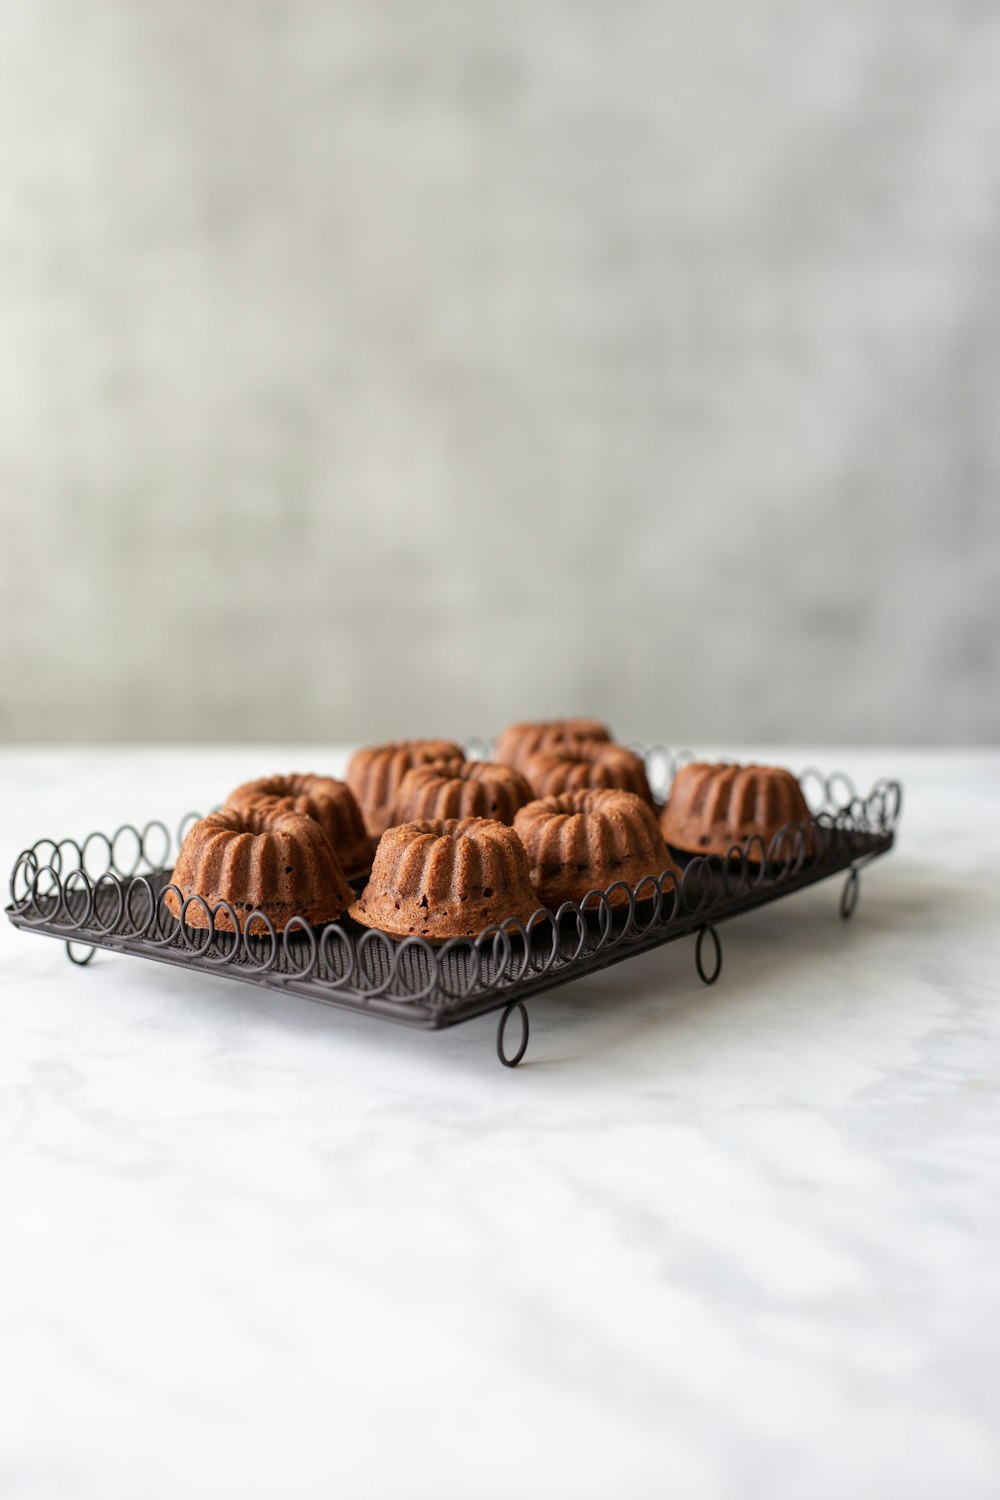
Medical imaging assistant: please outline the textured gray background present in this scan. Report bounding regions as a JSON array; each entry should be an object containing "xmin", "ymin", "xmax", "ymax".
[{"xmin": 2, "ymin": 0, "xmax": 998, "ymax": 746}]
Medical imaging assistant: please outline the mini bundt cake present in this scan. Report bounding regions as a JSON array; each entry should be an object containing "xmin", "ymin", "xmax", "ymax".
[
  {"xmin": 660, "ymin": 762, "xmax": 812, "ymax": 858},
  {"xmin": 391, "ymin": 760, "xmax": 533, "ymax": 826},
  {"xmin": 167, "ymin": 807, "xmax": 353, "ymax": 932},
  {"xmin": 349, "ymin": 818, "xmax": 542, "ymax": 940},
  {"xmin": 346, "ymin": 739, "xmax": 465, "ymax": 838},
  {"xmin": 514, "ymin": 789, "xmax": 681, "ymax": 909},
  {"xmin": 523, "ymin": 742, "xmax": 654, "ymax": 805},
  {"xmin": 495, "ymin": 718, "xmax": 612, "ymax": 772},
  {"xmin": 226, "ymin": 773, "xmax": 373, "ymax": 879}
]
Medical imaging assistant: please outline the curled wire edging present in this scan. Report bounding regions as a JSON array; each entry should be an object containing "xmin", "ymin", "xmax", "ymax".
[
  {"xmin": 432, "ymin": 909, "xmax": 551, "ymax": 1002},
  {"xmin": 354, "ymin": 927, "xmax": 406, "ymax": 999},
  {"xmin": 21, "ymin": 863, "xmax": 65, "ymax": 926},
  {"xmin": 81, "ymin": 831, "xmax": 114, "ymax": 881},
  {"xmin": 353, "ymin": 924, "xmax": 434, "ymax": 996},
  {"xmin": 552, "ymin": 902, "xmax": 588, "ymax": 967},
  {"xmin": 10, "ymin": 770, "xmax": 902, "ymax": 1005},
  {"xmin": 239, "ymin": 912, "xmax": 277, "ymax": 972},
  {"xmin": 631, "ymin": 874, "xmax": 665, "ymax": 934},
  {"xmin": 141, "ymin": 820, "xmax": 172, "ymax": 871},
  {"xmin": 765, "ymin": 821, "xmax": 811, "ymax": 884},
  {"xmin": 10, "ymin": 822, "xmax": 177, "ymax": 921},
  {"xmin": 657, "ymin": 868, "xmax": 681, "ymax": 925},
  {"xmin": 722, "ymin": 844, "xmax": 748, "ymax": 898},
  {"xmin": 871, "ymin": 779, "xmax": 903, "ymax": 832},
  {"xmin": 180, "ymin": 895, "xmax": 216, "ymax": 956},
  {"xmin": 10, "ymin": 850, "xmax": 38, "ymax": 911},
  {"xmin": 680, "ymin": 857, "xmax": 719, "ymax": 921},
  {"xmin": 434, "ymin": 919, "xmax": 533, "ymax": 1005},
  {"xmin": 56, "ymin": 838, "xmax": 84, "ymax": 879},
  {"xmin": 601, "ymin": 881, "xmax": 639, "ymax": 949},
  {"xmin": 20, "ymin": 840, "xmax": 69, "ymax": 889},
  {"xmin": 242, "ymin": 911, "xmax": 278, "ymax": 973},
  {"xmin": 90, "ymin": 872, "xmax": 125, "ymax": 935},
  {"xmin": 431, "ymin": 918, "xmax": 521, "ymax": 1002},
  {"xmin": 282, "ymin": 916, "xmax": 318, "ymax": 980},
  {"xmin": 201, "ymin": 901, "xmax": 242, "ymax": 966},
  {"xmin": 6, "ymin": 827, "xmax": 848, "ymax": 1000},
  {"xmin": 369, "ymin": 925, "xmax": 455, "ymax": 1001},
  {"xmin": 741, "ymin": 834, "xmax": 770, "ymax": 885},
  {"xmin": 578, "ymin": 888, "xmax": 616, "ymax": 951},
  {"xmin": 125, "ymin": 877, "xmax": 157, "ymax": 939},
  {"xmin": 458, "ymin": 864, "xmax": 685, "ymax": 998},
  {"xmin": 476, "ymin": 923, "xmax": 514, "ymax": 986},
  {"xmin": 435, "ymin": 934, "xmax": 487, "ymax": 1002},
  {"xmin": 109, "ymin": 826, "xmax": 140, "ymax": 879},
  {"xmin": 798, "ymin": 768, "xmax": 826, "ymax": 814},
  {"xmin": 318, "ymin": 923, "xmax": 357, "ymax": 990},
  {"xmin": 61, "ymin": 869, "xmax": 95, "ymax": 932},
  {"xmin": 145, "ymin": 884, "xmax": 183, "ymax": 947},
  {"xmin": 799, "ymin": 768, "xmax": 859, "ymax": 817},
  {"xmin": 386, "ymin": 935, "xmax": 440, "ymax": 1002},
  {"xmin": 8, "ymin": 845, "xmax": 60, "ymax": 912}
]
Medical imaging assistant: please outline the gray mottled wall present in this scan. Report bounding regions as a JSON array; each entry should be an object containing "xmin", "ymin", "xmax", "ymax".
[{"xmin": 2, "ymin": 0, "xmax": 998, "ymax": 745}]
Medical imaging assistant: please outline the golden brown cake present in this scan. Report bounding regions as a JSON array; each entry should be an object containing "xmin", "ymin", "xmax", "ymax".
[
  {"xmin": 167, "ymin": 807, "xmax": 353, "ymax": 933},
  {"xmin": 391, "ymin": 760, "xmax": 533, "ymax": 826},
  {"xmin": 226, "ymin": 773, "xmax": 373, "ymax": 879},
  {"xmin": 349, "ymin": 818, "xmax": 541, "ymax": 940},
  {"xmin": 523, "ymin": 742, "xmax": 654, "ymax": 805},
  {"xmin": 659, "ymin": 762, "xmax": 812, "ymax": 858},
  {"xmin": 514, "ymin": 789, "xmax": 681, "ymax": 908},
  {"xmin": 346, "ymin": 739, "xmax": 465, "ymax": 839},
  {"xmin": 494, "ymin": 718, "xmax": 612, "ymax": 771}
]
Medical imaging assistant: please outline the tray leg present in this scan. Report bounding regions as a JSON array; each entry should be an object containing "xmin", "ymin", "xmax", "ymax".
[
  {"xmin": 496, "ymin": 1001, "xmax": 529, "ymax": 1068},
  {"xmin": 66, "ymin": 941, "xmax": 96, "ymax": 967},
  {"xmin": 840, "ymin": 867, "xmax": 860, "ymax": 921},
  {"xmin": 695, "ymin": 925, "xmax": 723, "ymax": 986}
]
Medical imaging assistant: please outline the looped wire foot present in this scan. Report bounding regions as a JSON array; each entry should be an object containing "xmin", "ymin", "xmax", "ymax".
[
  {"xmin": 840, "ymin": 868, "xmax": 860, "ymax": 921},
  {"xmin": 496, "ymin": 1001, "xmax": 529, "ymax": 1067},
  {"xmin": 695, "ymin": 925, "xmax": 722, "ymax": 985}
]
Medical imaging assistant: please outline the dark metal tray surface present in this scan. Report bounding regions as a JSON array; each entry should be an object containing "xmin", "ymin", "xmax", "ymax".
[{"xmin": 6, "ymin": 749, "xmax": 902, "ymax": 1066}]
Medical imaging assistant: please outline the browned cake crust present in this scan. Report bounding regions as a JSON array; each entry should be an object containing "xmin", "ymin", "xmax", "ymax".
[
  {"xmin": 349, "ymin": 817, "xmax": 542, "ymax": 940},
  {"xmin": 391, "ymin": 760, "xmax": 533, "ymax": 826},
  {"xmin": 523, "ymin": 742, "xmax": 654, "ymax": 804},
  {"xmin": 514, "ymin": 789, "xmax": 681, "ymax": 908},
  {"xmin": 660, "ymin": 762, "xmax": 812, "ymax": 858},
  {"xmin": 226, "ymin": 772, "xmax": 374, "ymax": 879},
  {"xmin": 167, "ymin": 807, "xmax": 353, "ymax": 933},
  {"xmin": 494, "ymin": 718, "xmax": 612, "ymax": 771},
  {"xmin": 346, "ymin": 740, "xmax": 465, "ymax": 839}
]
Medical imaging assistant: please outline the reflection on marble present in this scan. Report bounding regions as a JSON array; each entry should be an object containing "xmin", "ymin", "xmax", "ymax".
[{"xmin": 1, "ymin": 749, "xmax": 999, "ymax": 1500}]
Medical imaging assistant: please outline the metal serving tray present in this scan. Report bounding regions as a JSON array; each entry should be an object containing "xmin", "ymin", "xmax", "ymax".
[{"xmin": 5, "ymin": 750, "xmax": 902, "ymax": 1067}]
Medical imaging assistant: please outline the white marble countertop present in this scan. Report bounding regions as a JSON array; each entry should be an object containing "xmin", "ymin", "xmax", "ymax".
[{"xmin": 1, "ymin": 747, "xmax": 999, "ymax": 1500}]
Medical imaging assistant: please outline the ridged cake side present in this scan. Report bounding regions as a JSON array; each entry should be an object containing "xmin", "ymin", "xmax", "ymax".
[
  {"xmin": 494, "ymin": 718, "xmax": 612, "ymax": 771},
  {"xmin": 523, "ymin": 743, "xmax": 654, "ymax": 804},
  {"xmin": 346, "ymin": 740, "xmax": 464, "ymax": 838},
  {"xmin": 391, "ymin": 761, "xmax": 533, "ymax": 826},
  {"xmin": 660, "ymin": 763, "xmax": 811, "ymax": 857},
  {"xmin": 515, "ymin": 789, "xmax": 678, "ymax": 908},
  {"xmin": 226, "ymin": 772, "xmax": 373, "ymax": 877},
  {"xmin": 167, "ymin": 807, "xmax": 352, "ymax": 932},
  {"xmin": 349, "ymin": 817, "xmax": 541, "ymax": 939}
]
